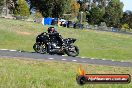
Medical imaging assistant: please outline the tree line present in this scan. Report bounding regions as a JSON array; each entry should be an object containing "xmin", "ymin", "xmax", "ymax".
[{"xmin": 0, "ymin": 0, "xmax": 132, "ymax": 29}]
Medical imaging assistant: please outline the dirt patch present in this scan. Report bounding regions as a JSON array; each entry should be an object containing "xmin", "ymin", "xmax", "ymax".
[{"xmin": 16, "ymin": 31, "xmax": 32, "ymax": 35}]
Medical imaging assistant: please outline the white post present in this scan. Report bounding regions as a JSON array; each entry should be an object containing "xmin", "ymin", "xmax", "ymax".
[{"xmin": 80, "ymin": 11, "xmax": 83, "ymax": 24}]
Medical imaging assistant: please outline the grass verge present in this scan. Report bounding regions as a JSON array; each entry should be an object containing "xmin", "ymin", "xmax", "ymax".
[{"xmin": 0, "ymin": 58, "xmax": 131, "ymax": 88}]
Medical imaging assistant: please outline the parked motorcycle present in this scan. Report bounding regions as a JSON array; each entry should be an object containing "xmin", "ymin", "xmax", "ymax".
[{"xmin": 33, "ymin": 32, "xmax": 79, "ymax": 57}]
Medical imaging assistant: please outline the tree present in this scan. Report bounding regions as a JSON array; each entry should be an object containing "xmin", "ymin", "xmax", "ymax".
[
  {"xmin": 88, "ymin": 7, "xmax": 104, "ymax": 24},
  {"xmin": 51, "ymin": 0, "xmax": 70, "ymax": 18},
  {"xmin": 103, "ymin": 0, "xmax": 123, "ymax": 27},
  {"xmin": 28, "ymin": 0, "xmax": 71, "ymax": 18},
  {"xmin": 77, "ymin": 0, "xmax": 90, "ymax": 11},
  {"xmin": 0, "ymin": 0, "xmax": 4, "ymax": 7},
  {"xmin": 5, "ymin": 0, "xmax": 17, "ymax": 14},
  {"xmin": 14, "ymin": 0, "xmax": 30, "ymax": 17},
  {"xmin": 0, "ymin": 0, "xmax": 4, "ymax": 13},
  {"xmin": 121, "ymin": 10, "xmax": 132, "ymax": 29},
  {"xmin": 71, "ymin": 0, "xmax": 80, "ymax": 17}
]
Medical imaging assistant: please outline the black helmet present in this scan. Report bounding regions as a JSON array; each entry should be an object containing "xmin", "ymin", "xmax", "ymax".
[{"xmin": 48, "ymin": 27, "xmax": 56, "ymax": 33}]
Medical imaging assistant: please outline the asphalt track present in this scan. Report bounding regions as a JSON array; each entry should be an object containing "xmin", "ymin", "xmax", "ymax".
[{"xmin": 0, "ymin": 49, "xmax": 132, "ymax": 67}]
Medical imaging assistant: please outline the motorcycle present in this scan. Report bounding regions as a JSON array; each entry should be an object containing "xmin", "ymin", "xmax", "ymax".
[{"xmin": 33, "ymin": 32, "xmax": 79, "ymax": 57}]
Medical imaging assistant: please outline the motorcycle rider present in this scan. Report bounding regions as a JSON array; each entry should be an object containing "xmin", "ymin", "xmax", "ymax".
[{"xmin": 47, "ymin": 27, "xmax": 63, "ymax": 53}]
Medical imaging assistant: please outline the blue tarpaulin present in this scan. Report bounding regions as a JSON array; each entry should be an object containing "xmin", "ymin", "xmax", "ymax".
[
  {"xmin": 44, "ymin": 17, "xmax": 53, "ymax": 25},
  {"xmin": 41, "ymin": 17, "xmax": 59, "ymax": 25}
]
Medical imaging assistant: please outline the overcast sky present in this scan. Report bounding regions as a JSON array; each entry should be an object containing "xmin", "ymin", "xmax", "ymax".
[{"xmin": 120, "ymin": 0, "xmax": 132, "ymax": 11}]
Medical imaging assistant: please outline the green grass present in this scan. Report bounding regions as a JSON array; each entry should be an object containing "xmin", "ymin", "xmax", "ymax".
[
  {"xmin": 0, "ymin": 58, "xmax": 131, "ymax": 88},
  {"xmin": 0, "ymin": 18, "xmax": 132, "ymax": 61}
]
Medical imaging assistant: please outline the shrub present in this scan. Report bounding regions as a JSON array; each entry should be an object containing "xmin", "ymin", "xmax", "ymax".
[{"xmin": 121, "ymin": 23, "xmax": 130, "ymax": 32}]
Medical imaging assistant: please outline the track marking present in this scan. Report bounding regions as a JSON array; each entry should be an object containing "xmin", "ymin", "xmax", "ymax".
[
  {"xmin": 0, "ymin": 49, "xmax": 18, "ymax": 52},
  {"xmin": 48, "ymin": 58, "xmax": 54, "ymax": 60},
  {"xmin": 62, "ymin": 55, "xmax": 67, "ymax": 56},
  {"xmin": 72, "ymin": 60, "xmax": 77, "ymax": 62},
  {"xmin": 121, "ymin": 60, "xmax": 124, "ymax": 62},
  {"xmin": 0, "ymin": 49, "xmax": 8, "ymax": 50},
  {"xmin": 91, "ymin": 58, "xmax": 95, "ymax": 59},
  {"xmin": 61, "ymin": 59, "xmax": 67, "ymax": 61},
  {"xmin": 102, "ymin": 59, "xmax": 106, "ymax": 60},
  {"xmin": 9, "ymin": 50, "xmax": 17, "ymax": 52},
  {"xmin": 112, "ymin": 60, "xmax": 115, "ymax": 62},
  {"xmin": 82, "ymin": 61, "xmax": 86, "ymax": 62}
]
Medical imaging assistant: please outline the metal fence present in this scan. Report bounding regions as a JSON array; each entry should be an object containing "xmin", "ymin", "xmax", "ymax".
[{"xmin": 85, "ymin": 24, "xmax": 132, "ymax": 35}]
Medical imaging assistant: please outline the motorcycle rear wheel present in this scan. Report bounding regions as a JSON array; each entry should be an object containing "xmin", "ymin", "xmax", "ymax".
[{"xmin": 65, "ymin": 45, "xmax": 79, "ymax": 57}]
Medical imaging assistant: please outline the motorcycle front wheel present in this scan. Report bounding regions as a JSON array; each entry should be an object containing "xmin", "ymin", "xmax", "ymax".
[
  {"xmin": 65, "ymin": 45, "xmax": 79, "ymax": 57},
  {"xmin": 33, "ymin": 42, "xmax": 47, "ymax": 54}
]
